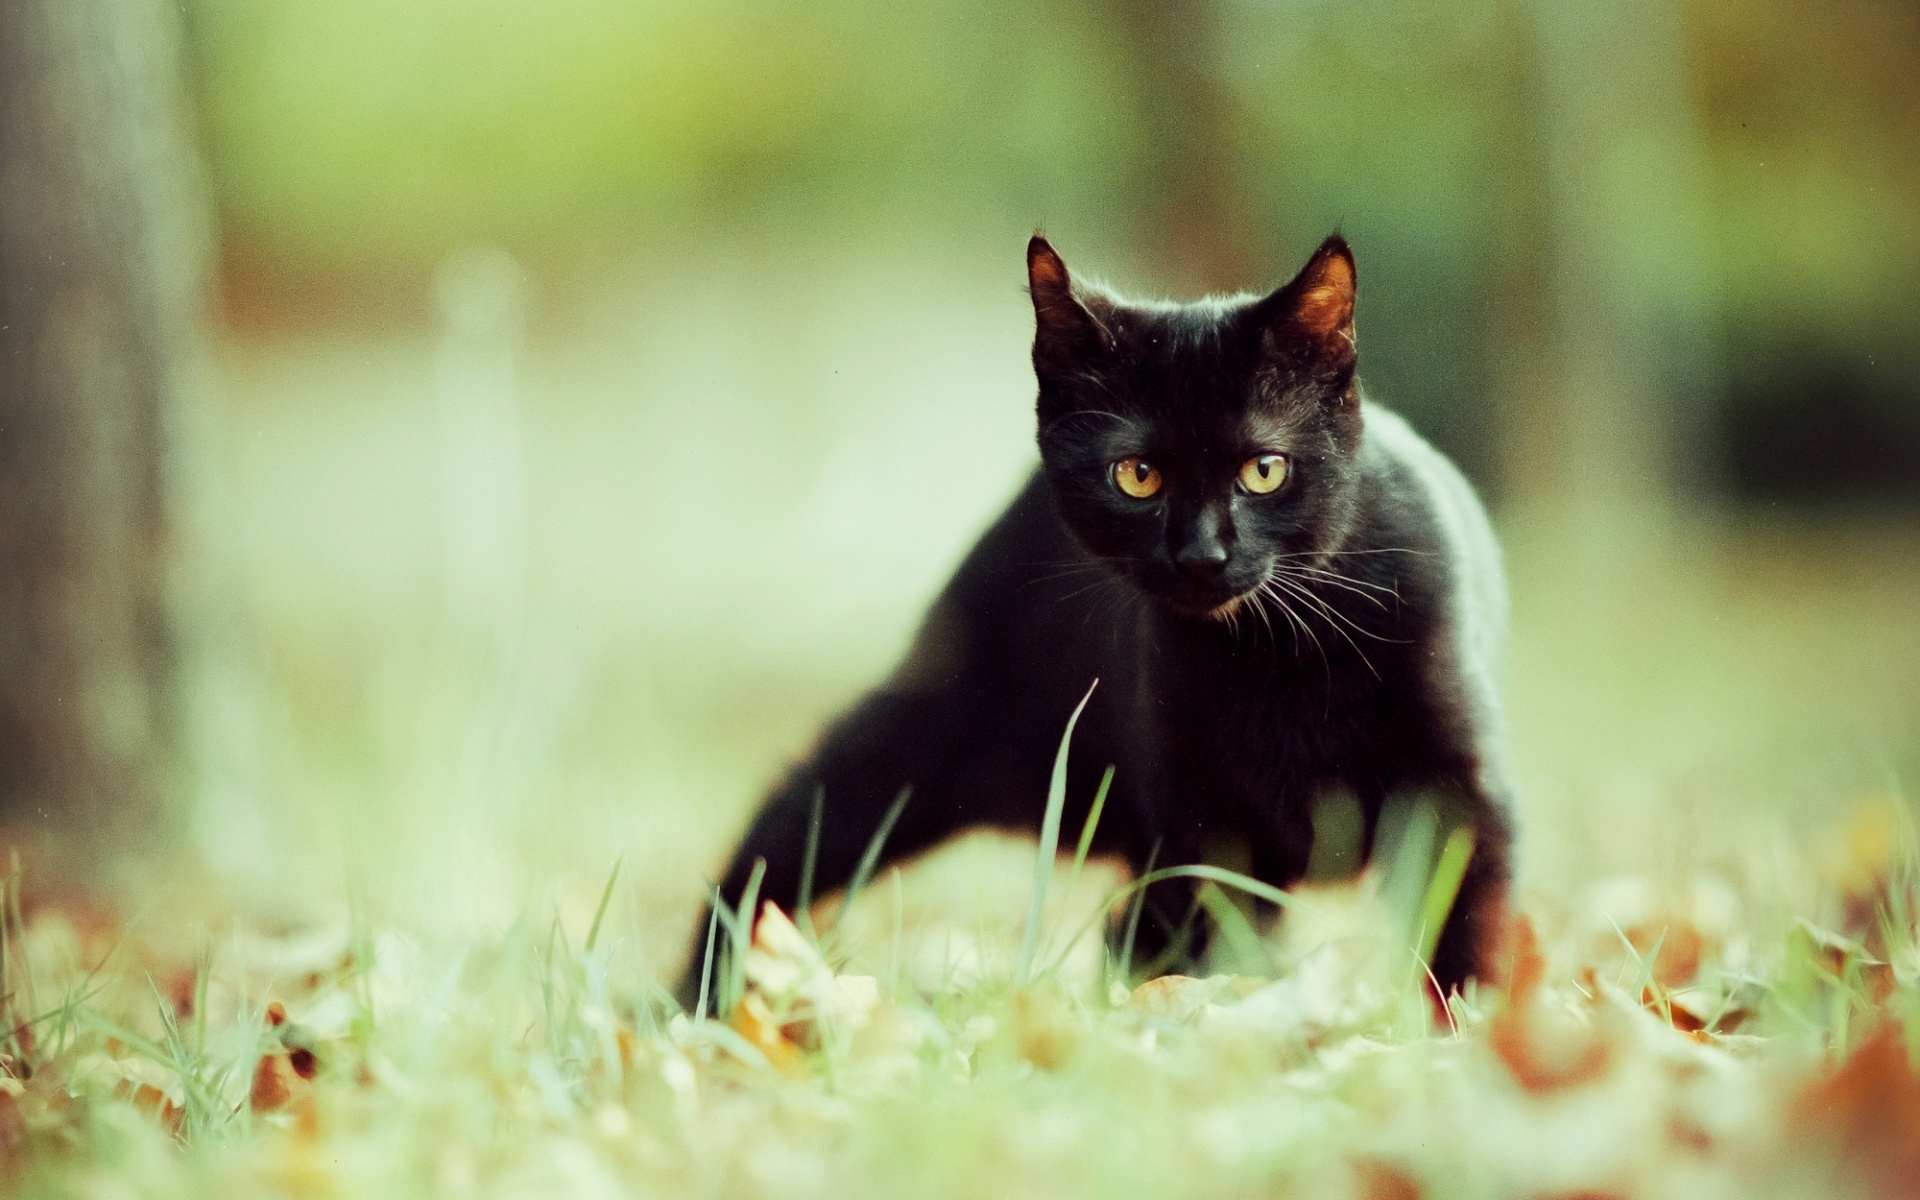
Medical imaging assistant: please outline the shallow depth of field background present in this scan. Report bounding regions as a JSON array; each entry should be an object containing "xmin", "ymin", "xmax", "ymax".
[{"xmin": 156, "ymin": 0, "xmax": 1919, "ymax": 965}]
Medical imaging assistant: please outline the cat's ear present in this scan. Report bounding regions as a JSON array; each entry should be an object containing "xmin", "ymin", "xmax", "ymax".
[
  {"xmin": 1028, "ymin": 236, "xmax": 1109, "ymax": 373},
  {"xmin": 1258, "ymin": 234, "xmax": 1356, "ymax": 372}
]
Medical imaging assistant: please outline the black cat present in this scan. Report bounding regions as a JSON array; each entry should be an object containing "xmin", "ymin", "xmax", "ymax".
[{"xmin": 680, "ymin": 233, "xmax": 1514, "ymax": 1004}]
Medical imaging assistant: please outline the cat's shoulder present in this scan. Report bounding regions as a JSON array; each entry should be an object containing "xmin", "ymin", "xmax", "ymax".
[
  {"xmin": 1356, "ymin": 401, "xmax": 1495, "ymax": 546},
  {"xmin": 1357, "ymin": 398, "xmax": 1509, "ymax": 674}
]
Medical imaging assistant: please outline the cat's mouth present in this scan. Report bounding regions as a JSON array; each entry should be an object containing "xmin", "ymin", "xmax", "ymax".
[
  {"xmin": 1206, "ymin": 593, "xmax": 1252, "ymax": 622},
  {"xmin": 1157, "ymin": 581, "xmax": 1259, "ymax": 621},
  {"xmin": 1146, "ymin": 566, "xmax": 1267, "ymax": 621}
]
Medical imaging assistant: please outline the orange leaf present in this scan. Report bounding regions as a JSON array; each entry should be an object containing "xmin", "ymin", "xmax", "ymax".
[
  {"xmin": 732, "ymin": 993, "xmax": 805, "ymax": 1076},
  {"xmin": 1487, "ymin": 998, "xmax": 1612, "ymax": 1094},
  {"xmin": 1503, "ymin": 913, "xmax": 1545, "ymax": 1003},
  {"xmin": 1791, "ymin": 1031, "xmax": 1920, "ymax": 1197},
  {"xmin": 1353, "ymin": 1159, "xmax": 1422, "ymax": 1200},
  {"xmin": 119, "ymin": 1081, "xmax": 183, "ymax": 1134},
  {"xmin": 251, "ymin": 1053, "xmax": 293, "ymax": 1112}
]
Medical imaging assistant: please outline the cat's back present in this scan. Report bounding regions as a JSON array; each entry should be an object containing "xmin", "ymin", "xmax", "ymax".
[{"xmin": 1357, "ymin": 401, "xmax": 1510, "ymax": 758}]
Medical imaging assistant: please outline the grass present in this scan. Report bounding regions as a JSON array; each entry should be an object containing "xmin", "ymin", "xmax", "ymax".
[{"xmin": 6, "ymin": 757, "xmax": 1920, "ymax": 1198}]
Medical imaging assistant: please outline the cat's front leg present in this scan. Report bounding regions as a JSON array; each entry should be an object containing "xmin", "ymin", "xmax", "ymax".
[
  {"xmin": 673, "ymin": 685, "xmax": 988, "ymax": 1011},
  {"xmin": 1426, "ymin": 786, "xmax": 1514, "ymax": 994}
]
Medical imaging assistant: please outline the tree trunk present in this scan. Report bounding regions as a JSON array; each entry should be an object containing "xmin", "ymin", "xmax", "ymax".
[{"xmin": 0, "ymin": 0, "xmax": 206, "ymax": 849}]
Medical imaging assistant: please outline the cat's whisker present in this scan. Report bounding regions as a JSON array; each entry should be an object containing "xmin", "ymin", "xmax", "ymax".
[
  {"xmin": 1098, "ymin": 586, "xmax": 1144, "ymax": 645},
  {"xmin": 1271, "ymin": 571, "xmax": 1379, "ymax": 640},
  {"xmin": 1284, "ymin": 563, "xmax": 1400, "ymax": 598},
  {"xmin": 1020, "ymin": 555, "xmax": 1137, "ymax": 584},
  {"xmin": 1021, "ymin": 564, "xmax": 1115, "ymax": 591},
  {"xmin": 1268, "ymin": 574, "xmax": 1381, "ymax": 680},
  {"xmin": 1276, "ymin": 565, "xmax": 1395, "ymax": 610},
  {"xmin": 1244, "ymin": 586, "xmax": 1286, "ymax": 655},
  {"xmin": 1272, "ymin": 569, "xmax": 1410, "ymax": 644},
  {"xmin": 1259, "ymin": 579, "xmax": 1326, "ymax": 672},
  {"xmin": 1056, "ymin": 577, "xmax": 1120, "ymax": 607},
  {"xmin": 1273, "ymin": 547, "xmax": 1431, "ymax": 560}
]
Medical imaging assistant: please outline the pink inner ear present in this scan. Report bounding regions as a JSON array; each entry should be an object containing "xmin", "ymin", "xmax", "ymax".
[
  {"xmin": 1295, "ymin": 258, "xmax": 1354, "ymax": 338},
  {"xmin": 1030, "ymin": 250, "xmax": 1068, "ymax": 294}
]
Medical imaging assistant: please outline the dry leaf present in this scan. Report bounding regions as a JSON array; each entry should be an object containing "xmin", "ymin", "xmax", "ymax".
[
  {"xmin": 731, "ymin": 993, "xmax": 806, "ymax": 1076},
  {"xmin": 250, "ymin": 1050, "xmax": 320, "ymax": 1134},
  {"xmin": 1487, "ymin": 930, "xmax": 1615, "ymax": 1095},
  {"xmin": 1628, "ymin": 921, "xmax": 1703, "ymax": 989},
  {"xmin": 1009, "ymin": 989, "xmax": 1080, "ymax": 1070},
  {"xmin": 120, "ymin": 1080, "xmax": 183, "ymax": 1135},
  {"xmin": 1126, "ymin": 975, "xmax": 1230, "ymax": 1025},
  {"xmin": 1790, "ymin": 1031, "xmax": 1920, "ymax": 1198},
  {"xmin": 1353, "ymin": 1158, "xmax": 1422, "ymax": 1200},
  {"xmin": 1504, "ymin": 912, "xmax": 1545, "ymax": 1002},
  {"xmin": 742, "ymin": 901, "xmax": 878, "ymax": 1055},
  {"xmin": 251, "ymin": 1052, "xmax": 293, "ymax": 1112}
]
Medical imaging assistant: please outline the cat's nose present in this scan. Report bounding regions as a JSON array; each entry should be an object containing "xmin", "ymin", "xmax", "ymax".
[{"xmin": 1175, "ymin": 540, "xmax": 1231, "ymax": 579}]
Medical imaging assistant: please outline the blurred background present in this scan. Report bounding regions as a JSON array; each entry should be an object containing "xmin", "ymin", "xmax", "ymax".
[{"xmin": 2, "ymin": 0, "xmax": 1916, "ymax": 962}]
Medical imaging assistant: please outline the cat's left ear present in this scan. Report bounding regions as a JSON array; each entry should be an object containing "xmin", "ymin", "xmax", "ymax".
[
  {"xmin": 1028, "ymin": 236, "xmax": 1110, "ymax": 375},
  {"xmin": 1257, "ymin": 234, "xmax": 1356, "ymax": 373}
]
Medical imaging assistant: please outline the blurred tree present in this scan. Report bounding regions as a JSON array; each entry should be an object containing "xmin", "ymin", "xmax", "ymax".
[
  {"xmin": 1101, "ymin": 0, "xmax": 1258, "ymax": 293},
  {"xmin": 0, "ymin": 0, "xmax": 207, "ymax": 845},
  {"xmin": 1524, "ymin": 0, "xmax": 1723, "ymax": 518}
]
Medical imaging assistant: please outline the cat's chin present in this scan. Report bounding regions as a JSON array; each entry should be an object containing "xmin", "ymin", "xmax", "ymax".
[
  {"xmin": 1154, "ymin": 589, "xmax": 1255, "ymax": 622},
  {"xmin": 1205, "ymin": 594, "xmax": 1252, "ymax": 622}
]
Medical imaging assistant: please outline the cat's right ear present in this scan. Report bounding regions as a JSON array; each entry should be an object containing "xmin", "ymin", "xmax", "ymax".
[
  {"xmin": 1257, "ymin": 234, "xmax": 1357, "ymax": 379},
  {"xmin": 1028, "ymin": 236, "xmax": 1108, "ymax": 374}
]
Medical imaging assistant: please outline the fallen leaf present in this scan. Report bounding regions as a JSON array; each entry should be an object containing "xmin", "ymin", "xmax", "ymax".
[
  {"xmin": 1791, "ymin": 1031, "xmax": 1920, "ymax": 1198},
  {"xmin": 1487, "ymin": 968, "xmax": 1614, "ymax": 1096},
  {"xmin": 251, "ymin": 1052, "xmax": 292, "ymax": 1112},
  {"xmin": 1010, "ymin": 989, "xmax": 1080, "ymax": 1070},
  {"xmin": 120, "ymin": 1081, "xmax": 183, "ymax": 1135},
  {"xmin": 1353, "ymin": 1158, "xmax": 1421, "ymax": 1200},
  {"xmin": 742, "ymin": 901, "xmax": 878, "ymax": 1055},
  {"xmin": 731, "ymin": 993, "xmax": 806, "ymax": 1076},
  {"xmin": 1125, "ymin": 975, "xmax": 1230, "ymax": 1025},
  {"xmin": 250, "ymin": 1050, "xmax": 320, "ymax": 1135},
  {"xmin": 1505, "ymin": 912, "xmax": 1545, "ymax": 1001},
  {"xmin": 1627, "ymin": 921, "xmax": 1703, "ymax": 989}
]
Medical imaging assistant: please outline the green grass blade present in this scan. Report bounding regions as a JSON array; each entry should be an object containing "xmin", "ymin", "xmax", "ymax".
[
  {"xmin": 1197, "ymin": 882, "xmax": 1271, "ymax": 976},
  {"xmin": 797, "ymin": 784, "xmax": 825, "ymax": 939},
  {"xmin": 840, "ymin": 786, "xmax": 912, "ymax": 923},
  {"xmin": 1017, "ymin": 679, "xmax": 1099, "ymax": 985},
  {"xmin": 1063, "ymin": 862, "xmax": 1302, "ymax": 966},
  {"xmin": 1068, "ymin": 765, "xmax": 1115, "ymax": 897},
  {"xmin": 694, "ymin": 891, "xmax": 721, "ymax": 1020},
  {"xmin": 1116, "ymin": 840, "xmax": 1161, "ymax": 985},
  {"xmin": 1633, "ymin": 926, "xmax": 1669, "ymax": 1012},
  {"xmin": 584, "ymin": 856, "xmax": 623, "ymax": 955},
  {"xmin": 724, "ymin": 858, "xmax": 767, "ymax": 1017},
  {"xmin": 192, "ymin": 947, "xmax": 211, "ymax": 1058},
  {"xmin": 1415, "ymin": 828, "xmax": 1475, "ymax": 964}
]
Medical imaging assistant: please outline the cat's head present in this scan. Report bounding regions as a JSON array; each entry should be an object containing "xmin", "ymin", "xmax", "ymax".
[{"xmin": 1027, "ymin": 234, "xmax": 1366, "ymax": 621}]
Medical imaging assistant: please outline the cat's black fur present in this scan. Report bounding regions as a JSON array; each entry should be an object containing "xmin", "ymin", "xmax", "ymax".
[{"xmin": 679, "ymin": 234, "xmax": 1514, "ymax": 1004}]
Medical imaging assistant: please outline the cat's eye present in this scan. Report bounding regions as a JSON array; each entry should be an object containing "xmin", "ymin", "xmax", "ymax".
[
  {"xmin": 1239, "ymin": 454, "xmax": 1289, "ymax": 494},
  {"xmin": 1112, "ymin": 457, "xmax": 1163, "ymax": 499}
]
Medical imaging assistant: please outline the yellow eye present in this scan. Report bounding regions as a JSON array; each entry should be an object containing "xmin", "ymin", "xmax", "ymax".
[
  {"xmin": 1239, "ymin": 454, "xmax": 1288, "ymax": 494},
  {"xmin": 1112, "ymin": 457, "xmax": 1163, "ymax": 499}
]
